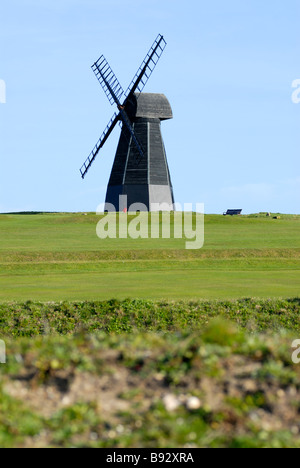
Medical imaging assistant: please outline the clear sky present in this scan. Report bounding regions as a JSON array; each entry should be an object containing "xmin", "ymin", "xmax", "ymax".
[{"xmin": 0, "ymin": 0, "xmax": 299, "ymax": 214}]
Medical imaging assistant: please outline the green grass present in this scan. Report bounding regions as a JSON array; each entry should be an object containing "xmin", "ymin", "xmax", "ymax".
[
  {"xmin": 1, "ymin": 212, "xmax": 300, "ymax": 448},
  {"xmin": 0, "ymin": 212, "xmax": 299, "ymax": 301}
]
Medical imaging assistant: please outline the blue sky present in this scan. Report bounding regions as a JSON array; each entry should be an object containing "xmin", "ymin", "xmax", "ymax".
[{"xmin": 0, "ymin": 0, "xmax": 299, "ymax": 213}]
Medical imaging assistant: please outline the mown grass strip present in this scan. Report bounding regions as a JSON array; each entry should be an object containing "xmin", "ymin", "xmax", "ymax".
[{"xmin": 1, "ymin": 248, "xmax": 300, "ymax": 263}]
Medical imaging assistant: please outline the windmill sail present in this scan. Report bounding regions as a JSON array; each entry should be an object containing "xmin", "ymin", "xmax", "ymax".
[
  {"xmin": 124, "ymin": 34, "xmax": 167, "ymax": 100},
  {"xmin": 91, "ymin": 55, "xmax": 144, "ymax": 158},
  {"xmin": 118, "ymin": 108, "xmax": 144, "ymax": 159},
  {"xmin": 80, "ymin": 34, "xmax": 168, "ymax": 184},
  {"xmin": 80, "ymin": 112, "xmax": 119, "ymax": 179},
  {"xmin": 92, "ymin": 56, "xmax": 124, "ymax": 106}
]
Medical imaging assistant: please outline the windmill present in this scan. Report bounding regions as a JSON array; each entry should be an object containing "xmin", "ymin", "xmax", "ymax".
[{"xmin": 80, "ymin": 34, "xmax": 175, "ymax": 212}]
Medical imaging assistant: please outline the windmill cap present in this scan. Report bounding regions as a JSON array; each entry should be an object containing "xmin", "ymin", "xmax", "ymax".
[{"xmin": 127, "ymin": 93, "xmax": 173, "ymax": 121}]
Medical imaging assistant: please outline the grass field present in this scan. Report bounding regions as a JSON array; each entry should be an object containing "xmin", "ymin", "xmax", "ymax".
[
  {"xmin": 1, "ymin": 212, "xmax": 300, "ymax": 448},
  {"xmin": 0, "ymin": 212, "xmax": 299, "ymax": 301}
]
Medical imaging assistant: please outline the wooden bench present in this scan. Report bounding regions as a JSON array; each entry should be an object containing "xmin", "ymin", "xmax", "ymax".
[{"xmin": 223, "ymin": 209, "xmax": 242, "ymax": 216}]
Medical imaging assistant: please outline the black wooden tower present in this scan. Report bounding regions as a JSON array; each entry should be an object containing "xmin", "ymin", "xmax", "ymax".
[{"xmin": 80, "ymin": 35, "xmax": 175, "ymax": 212}]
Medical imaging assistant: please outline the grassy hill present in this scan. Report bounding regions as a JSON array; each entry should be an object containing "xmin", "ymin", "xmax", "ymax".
[{"xmin": 0, "ymin": 212, "xmax": 299, "ymax": 301}]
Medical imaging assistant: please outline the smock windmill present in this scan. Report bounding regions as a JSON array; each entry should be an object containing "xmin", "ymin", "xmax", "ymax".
[{"xmin": 80, "ymin": 34, "xmax": 175, "ymax": 212}]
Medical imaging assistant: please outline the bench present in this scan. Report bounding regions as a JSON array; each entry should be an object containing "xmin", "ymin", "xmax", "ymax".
[{"xmin": 223, "ymin": 209, "xmax": 242, "ymax": 216}]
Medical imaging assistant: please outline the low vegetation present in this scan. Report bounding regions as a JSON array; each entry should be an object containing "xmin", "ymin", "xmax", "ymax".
[
  {"xmin": 0, "ymin": 298, "xmax": 300, "ymax": 337},
  {"xmin": 0, "ymin": 299, "xmax": 299, "ymax": 447},
  {"xmin": 0, "ymin": 318, "xmax": 299, "ymax": 448}
]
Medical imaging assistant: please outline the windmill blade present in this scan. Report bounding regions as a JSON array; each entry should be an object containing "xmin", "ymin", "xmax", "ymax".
[
  {"xmin": 124, "ymin": 34, "xmax": 167, "ymax": 100},
  {"xmin": 119, "ymin": 108, "xmax": 144, "ymax": 158},
  {"xmin": 92, "ymin": 55, "xmax": 124, "ymax": 106},
  {"xmin": 80, "ymin": 112, "xmax": 119, "ymax": 179}
]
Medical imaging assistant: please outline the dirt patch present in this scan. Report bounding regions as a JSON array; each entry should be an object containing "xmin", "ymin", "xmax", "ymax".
[
  {"xmin": 1, "ymin": 327, "xmax": 300, "ymax": 447},
  {"xmin": 3, "ymin": 353, "xmax": 300, "ymax": 439}
]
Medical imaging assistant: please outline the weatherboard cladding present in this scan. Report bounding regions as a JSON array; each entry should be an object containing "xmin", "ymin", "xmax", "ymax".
[
  {"xmin": 108, "ymin": 118, "xmax": 171, "ymax": 187},
  {"xmin": 149, "ymin": 120, "xmax": 169, "ymax": 186},
  {"xmin": 107, "ymin": 128, "xmax": 129, "ymax": 186},
  {"xmin": 124, "ymin": 121, "xmax": 148, "ymax": 185}
]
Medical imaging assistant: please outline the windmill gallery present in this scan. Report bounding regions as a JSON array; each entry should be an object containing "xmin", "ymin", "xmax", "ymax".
[{"xmin": 80, "ymin": 34, "xmax": 175, "ymax": 212}]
